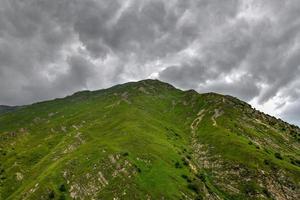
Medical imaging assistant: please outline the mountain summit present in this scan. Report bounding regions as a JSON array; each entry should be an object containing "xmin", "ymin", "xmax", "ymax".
[{"xmin": 0, "ymin": 79, "xmax": 299, "ymax": 199}]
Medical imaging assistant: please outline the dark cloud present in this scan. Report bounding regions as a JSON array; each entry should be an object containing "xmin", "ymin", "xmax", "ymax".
[{"xmin": 0, "ymin": 0, "xmax": 299, "ymax": 125}]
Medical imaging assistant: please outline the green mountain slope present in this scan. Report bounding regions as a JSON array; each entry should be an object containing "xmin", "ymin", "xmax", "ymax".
[{"xmin": 0, "ymin": 79, "xmax": 299, "ymax": 200}]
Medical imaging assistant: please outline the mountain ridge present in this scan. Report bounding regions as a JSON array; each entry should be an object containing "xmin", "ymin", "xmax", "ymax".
[{"xmin": 2, "ymin": 79, "xmax": 298, "ymax": 128}]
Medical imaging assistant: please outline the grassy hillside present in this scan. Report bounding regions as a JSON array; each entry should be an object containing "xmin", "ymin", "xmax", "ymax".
[{"xmin": 0, "ymin": 79, "xmax": 299, "ymax": 200}]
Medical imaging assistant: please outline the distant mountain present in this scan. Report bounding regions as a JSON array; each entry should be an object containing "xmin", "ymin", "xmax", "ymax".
[
  {"xmin": 0, "ymin": 105, "xmax": 19, "ymax": 115},
  {"xmin": 0, "ymin": 79, "xmax": 299, "ymax": 200}
]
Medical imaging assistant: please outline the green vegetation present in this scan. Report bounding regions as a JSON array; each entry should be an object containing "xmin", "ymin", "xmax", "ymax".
[{"xmin": 0, "ymin": 79, "xmax": 299, "ymax": 199}]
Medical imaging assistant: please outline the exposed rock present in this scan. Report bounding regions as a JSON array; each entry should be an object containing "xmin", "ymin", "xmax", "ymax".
[
  {"xmin": 61, "ymin": 126, "xmax": 67, "ymax": 132},
  {"xmin": 16, "ymin": 172, "xmax": 23, "ymax": 181},
  {"xmin": 138, "ymin": 87, "xmax": 149, "ymax": 94}
]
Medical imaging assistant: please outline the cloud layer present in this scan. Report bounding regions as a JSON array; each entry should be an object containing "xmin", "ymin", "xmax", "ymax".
[{"xmin": 0, "ymin": 0, "xmax": 299, "ymax": 125}]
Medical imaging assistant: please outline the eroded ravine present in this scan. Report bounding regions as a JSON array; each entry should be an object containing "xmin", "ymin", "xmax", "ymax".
[
  {"xmin": 189, "ymin": 109, "xmax": 223, "ymax": 200},
  {"xmin": 188, "ymin": 109, "xmax": 206, "ymax": 174}
]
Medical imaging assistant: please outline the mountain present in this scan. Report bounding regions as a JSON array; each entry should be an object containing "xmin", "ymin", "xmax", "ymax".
[
  {"xmin": 0, "ymin": 105, "xmax": 20, "ymax": 115},
  {"xmin": 0, "ymin": 79, "xmax": 299, "ymax": 200}
]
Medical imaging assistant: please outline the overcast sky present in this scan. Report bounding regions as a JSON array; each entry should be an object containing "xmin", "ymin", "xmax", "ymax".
[{"xmin": 0, "ymin": 0, "xmax": 299, "ymax": 125}]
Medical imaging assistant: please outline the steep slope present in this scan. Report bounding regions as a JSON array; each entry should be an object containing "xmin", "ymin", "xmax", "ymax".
[{"xmin": 0, "ymin": 79, "xmax": 299, "ymax": 200}]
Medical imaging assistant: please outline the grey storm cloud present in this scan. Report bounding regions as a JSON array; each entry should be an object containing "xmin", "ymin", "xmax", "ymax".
[{"xmin": 0, "ymin": 0, "xmax": 299, "ymax": 125}]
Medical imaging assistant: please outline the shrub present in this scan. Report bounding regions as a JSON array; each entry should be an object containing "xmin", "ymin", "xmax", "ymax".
[
  {"xmin": 196, "ymin": 173, "xmax": 206, "ymax": 182},
  {"xmin": 175, "ymin": 161, "xmax": 182, "ymax": 168},
  {"xmin": 59, "ymin": 184, "xmax": 66, "ymax": 192},
  {"xmin": 242, "ymin": 182, "xmax": 258, "ymax": 195},
  {"xmin": 263, "ymin": 159, "xmax": 270, "ymax": 165},
  {"xmin": 181, "ymin": 174, "xmax": 188, "ymax": 179},
  {"xmin": 181, "ymin": 174, "xmax": 192, "ymax": 182},
  {"xmin": 274, "ymin": 152, "xmax": 283, "ymax": 160},
  {"xmin": 195, "ymin": 196, "xmax": 203, "ymax": 200},
  {"xmin": 262, "ymin": 188, "xmax": 271, "ymax": 198},
  {"xmin": 122, "ymin": 152, "xmax": 129, "ymax": 156},
  {"xmin": 187, "ymin": 183, "xmax": 200, "ymax": 194},
  {"xmin": 290, "ymin": 158, "xmax": 300, "ymax": 167},
  {"xmin": 48, "ymin": 190, "xmax": 55, "ymax": 199},
  {"xmin": 133, "ymin": 164, "xmax": 142, "ymax": 173},
  {"xmin": 182, "ymin": 158, "xmax": 189, "ymax": 166}
]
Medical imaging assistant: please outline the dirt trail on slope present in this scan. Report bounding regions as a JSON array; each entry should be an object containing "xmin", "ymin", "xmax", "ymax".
[
  {"xmin": 191, "ymin": 109, "xmax": 206, "ymax": 138},
  {"xmin": 211, "ymin": 109, "xmax": 223, "ymax": 127}
]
